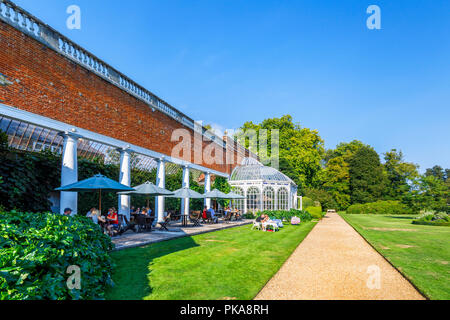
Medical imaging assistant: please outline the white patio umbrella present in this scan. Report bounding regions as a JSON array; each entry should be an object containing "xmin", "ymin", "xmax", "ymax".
[
  {"xmin": 168, "ymin": 187, "xmax": 205, "ymax": 199},
  {"xmin": 118, "ymin": 181, "xmax": 174, "ymax": 207}
]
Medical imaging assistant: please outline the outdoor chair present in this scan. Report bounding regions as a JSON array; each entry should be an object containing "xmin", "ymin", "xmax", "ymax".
[
  {"xmin": 189, "ymin": 212, "xmax": 201, "ymax": 227},
  {"xmin": 159, "ymin": 213, "xmax": 171, "ymax": 231},
  {"xmin": 118, "ymin": 214, "xmax": 137, "ymax": 235},
  {"xmin": 223, "ymin": 212, "xmax": 232, "ymax": 224},
  {"xmin": 251, "ymin": 221, "xmax": 262, "ymax": 230}
]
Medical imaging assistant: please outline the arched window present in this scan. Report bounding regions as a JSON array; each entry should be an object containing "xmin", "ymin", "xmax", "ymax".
[
  {"xmin": 277, "ymin": 187, "xmax": 288, "ymax": 211},
  {"xmin": 232, "ymin": 187, "xmax": 244, "ymax": 212},
  {"xmin": 263, "ymin": 187, "xmax": 275, "ymax": 211},
  {"xmin": 247, "ymin": 187, "xmax": 261, "ymax": 212}
]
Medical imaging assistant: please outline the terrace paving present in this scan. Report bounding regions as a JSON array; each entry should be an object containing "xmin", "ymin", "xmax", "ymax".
[
  {"xmin": 112, "ymin": 219, "xmax": 251, "ymax": 251},
  {"xmin": 255, "ymin": 212, "xmax": 425, "ymax": 300}
]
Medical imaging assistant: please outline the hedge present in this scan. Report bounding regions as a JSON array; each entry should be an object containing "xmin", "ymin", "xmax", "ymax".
[
  {"xmin": 412, "ymin": 221, "xmax": 450, "ymax": 227},
  {"xmin": 305, "ymin": 206, "xmax": 323, "ymax": 220},
  {"xmin": 0, "ymin": 211, "xmax": 114, "ymax": 300},
  {"xmin": 302, "ymin": 197, "xmax": 315, "ymax": 208},
  {"xmin": 346, "ymin": 200, "xmax": 413, "ymax": 215},
  {"xmin": 256, "ymin": 209, "xmax": 312, "ymax": 223}
]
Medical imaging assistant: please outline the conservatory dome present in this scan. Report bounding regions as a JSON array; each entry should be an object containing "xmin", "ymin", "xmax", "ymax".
[
  {"xmin": 230, "ymin": 158, "xmax": 295, "ymax": 184},
  {"xmin": 228, "ymin": 158, "xmax": 299, "ymax": 213}
]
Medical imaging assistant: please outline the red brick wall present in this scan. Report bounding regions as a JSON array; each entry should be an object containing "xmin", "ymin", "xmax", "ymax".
[{"xmin": 0, "ymin": 20, "xmax": 247, "ymax": 174}]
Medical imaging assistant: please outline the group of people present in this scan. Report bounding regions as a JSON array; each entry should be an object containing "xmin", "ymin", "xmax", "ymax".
[
  {"xmin": 224, "ymin": 206, "xmax": 241, "ymax": 220},
  {"xmin": 130, "ymin": 206, "xmax": 154, "ymax": 217},
  {"xmin": 254, "ymin": 214, "xmax": 282, "ymax": 231},
  {"xmin": 202, "ymin": 206, "xmax": 218, "ymax": 223},
  {"xmin": 86, "ymin": 207, "xmax": 121, "ymax": 235}
]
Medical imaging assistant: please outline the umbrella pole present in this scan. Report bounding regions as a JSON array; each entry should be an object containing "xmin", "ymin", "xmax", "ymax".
[
  {"xmin": 99, "ymin": 189, "xmax": 102, "ymax": 215},
  {"xmin": 147, "ymin": 196, "xmax": 149, "ymax": 209}
]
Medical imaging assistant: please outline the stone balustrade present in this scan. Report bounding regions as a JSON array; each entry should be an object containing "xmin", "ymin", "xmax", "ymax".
[{"xmin": 0, "ymin": 0, "xmax": 226, "ymax": 148}]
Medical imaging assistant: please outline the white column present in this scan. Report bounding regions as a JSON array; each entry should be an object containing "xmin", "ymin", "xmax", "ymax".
[
  {"xmin": 293, "ymin": 188, "xmax": 298, "ymax": 209},
  {"xmin": 118, "ymin": 148, "xmax": 131, "ymax": 219},
  {"xmin": 59, "ymin": 132, "xmax": 79, "ymax": 215},
  {"xmin": 274, "ymin": 187, "xmax": 278, "ymax": 211},
  {"xmin": 155, "ymin": 158, "xmax": 166, "ymax": 223},
  {"xmin": 204, "ymin": 171, "xmax": 211, "ymax": 209},
  {"xmin": 180, "ymin": 165, "xmax": 190, "ymax": 216},
  {"xmin": 260, "ymin": 187, "xmax": 264, "ymax": 212},
  {"xmin": 300, "ymin": 196, "xmax": 303, "ymax": 211},
  {"xmin": 243, "ymin": 186, "xmax": 248, "ymax": 214}
]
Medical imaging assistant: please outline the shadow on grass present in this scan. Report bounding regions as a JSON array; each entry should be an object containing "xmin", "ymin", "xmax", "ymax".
[
  {"xmin": 107, "ymin": 236, "xmax": 200, "ymax": 300},
  {"xmin": 386, "ymin": 216, "xmax": 416, "ymax": 220}
]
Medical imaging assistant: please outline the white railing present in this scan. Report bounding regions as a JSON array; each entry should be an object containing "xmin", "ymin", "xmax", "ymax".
[{"xmin": 0, "ymin": 0, "xmax": 228, "ymax": 148}]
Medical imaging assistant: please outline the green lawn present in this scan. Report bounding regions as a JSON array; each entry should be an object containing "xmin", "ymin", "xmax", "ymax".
[
  {"xmin": 106, "ymin": 222, "xmax": 316, "ymax": 300},
  {"xmin": 341, "ymin": 213, "xmax": 450, "ymax": 300}
]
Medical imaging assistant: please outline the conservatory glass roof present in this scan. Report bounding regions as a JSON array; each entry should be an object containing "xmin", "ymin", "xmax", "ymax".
[{"xmin": 230, "ymin": 158, "xmax": 295, "ymax": 184}]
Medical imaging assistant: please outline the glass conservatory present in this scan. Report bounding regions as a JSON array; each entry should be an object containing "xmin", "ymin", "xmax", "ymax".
[{"xmin": 229, "ymin": 158, "xmax": 298, "ymax": 213}]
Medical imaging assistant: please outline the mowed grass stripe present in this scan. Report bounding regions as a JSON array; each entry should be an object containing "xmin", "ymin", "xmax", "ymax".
[
  {"xmin": 341, "ymin": 214, "xmax": 450, "ymax": 300},
  {"xmin": 106, "ymin": 222, "xmax": 316, "ymax": 300}
]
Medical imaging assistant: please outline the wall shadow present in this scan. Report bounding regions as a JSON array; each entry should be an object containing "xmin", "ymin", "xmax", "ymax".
[{"xmin": 107, "ymin": 235, "xmax": 200, "ymax": 300}]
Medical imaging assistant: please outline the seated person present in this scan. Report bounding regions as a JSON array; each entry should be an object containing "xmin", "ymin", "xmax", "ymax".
[
  {"xmin": 207, "ymin": 207, "xmax": 218, "ymax": 223},
  {"xmin": 255, "ymin": 214, "xmax": 264, "ymax": 223},
  {"xmin": 202, "ymin": 206, "xmax": 208, "ymax": 220},
  {"xmin": 63, "ymin": 208, "xmax": 73, "ymax": 217},
  {"xmin": 86, "ymin": 207, "xmax": 101, "ymax": 224},
  {"xmin": 141, "ymin": 208, "xmax": 149, "ymax": 216},
  {"xmin": 106, "ymin": 208, "xmax": 119, "ymax": 235}
]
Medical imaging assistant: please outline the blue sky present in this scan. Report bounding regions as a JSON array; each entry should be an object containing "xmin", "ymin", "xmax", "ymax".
[{"xmin": 13, "ymin": 0, "xmax": 450, "ymax": 171}]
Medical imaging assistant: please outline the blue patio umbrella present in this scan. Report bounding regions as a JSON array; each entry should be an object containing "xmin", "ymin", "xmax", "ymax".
[{"xmin": 55, "ymin": 174, "xmax": 135, "ymax": 214}]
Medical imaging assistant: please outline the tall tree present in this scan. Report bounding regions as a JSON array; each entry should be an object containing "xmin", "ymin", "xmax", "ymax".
[
  {"xmin": 383, "ymin": 149, "xmax": 419, "ymax": 200},
  {"xmin": 236, "ymin": 115, "xmax": 324, "ymax": 189},
  {"xmin": 320, "ymin": 140, "xmax": 367, "ymax": 209},
  {"xmin": 349, "ymin": 146, "xmax": 387, "ymax": 204}
]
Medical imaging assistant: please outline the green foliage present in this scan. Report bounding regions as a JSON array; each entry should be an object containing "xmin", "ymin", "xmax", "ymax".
[
  {"xmin": 410, "ymin": 175, "xmax": 449, "ymax": 214},
  {"xmin": 303, "ymin": 188, "xmax": 337, "ymax": 210},
  {"xmin": 349, "ymin": 145, "xmax": 387, "ymax": 204},
  {"xmin": 346, "ymin": 200, "xmax": 413, "ymax": 215},
  {"xmin": 236, "ymin": 115, "xmax": 325, "ymax": 188},
  {"xmin": 0, "ymin": 211, "xmax": 114, "ymax": 300},
  {"xmin": 305, "ymin": 206, "xmax": 323, "ymax": 220},
  {"xmin": 212, "ymin": 176, "xmax": 232, "ymax": 207},
  {"xmin": 412, "ymin": 211, "xmax": 450, "ymax": 226},
  {"xmin": 256, "ymin": 209, "xmax": 312, "ymax": 223},
  {"xmin": 0, "ymin": 149, "xmax": 61, "ymax": 212},
  {"xmin": 302, "ymin": 196, "xmax": 315, "ymax": 208},
  {"xmin": 383, "ymin": 149, "xmax": 419, "ymax": 200},
  {"xmin": 320, "ymin": 140, "xmax": 367, "ymax": 210}
]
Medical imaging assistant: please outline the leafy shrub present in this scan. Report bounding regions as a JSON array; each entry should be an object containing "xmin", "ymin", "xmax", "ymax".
[
  {"xmin": 413, "ymin": 211, "xmax": 450, "ymax": 226},
  {"xmin": 305, "ymin": 206, "xmax": 323, "ymax": 220},
  {"xmin": 243, "ymin": 213, "xmax": 256, "ymax": 219},
  {"xmin": 303, "ymin": 188, "xmax": 338, "ymax": 210},
  {"xmin": 255, "ymin": 209, "xmax": 312, "ymax": 223},
  {"xmin": 302, "ymin": 197, "xmax": 315, "ymax": 208},
  {"xmin": 346, "ymin": 200, "xmax": 413, "ymax": 215},
  {"xmin": 0, "ymin": 211, "xmax": 114, "ymax": 300}
]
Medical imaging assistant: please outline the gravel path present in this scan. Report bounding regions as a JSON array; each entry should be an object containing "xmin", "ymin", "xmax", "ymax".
[{"xmin": 255, "ymin": 213, "xmax": 425, "ymax": 300}]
